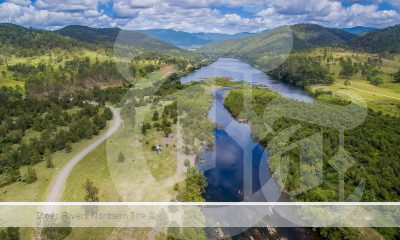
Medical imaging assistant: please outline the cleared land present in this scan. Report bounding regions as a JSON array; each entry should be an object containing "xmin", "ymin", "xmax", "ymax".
[{"xmin": 308, "ymin": 48, "xmax": 400, "ymax": 115}]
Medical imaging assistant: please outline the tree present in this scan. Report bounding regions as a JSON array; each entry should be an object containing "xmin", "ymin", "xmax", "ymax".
[
  {"xmin": 394, "ymin": 70, "xmax": 400, "ymax": 83},
  {"xmin": 45, "ymin": 153, "xmax": 54, "ymax": 168},
  {"xmin": 103, "ymin": 107, "xmax": 113, "ymax": 120},
  {"xmin": 84, "ymin": 179, "xmax": 99, "ymax": 202},
  {"xmin": 118, "ymin": 152, "xmax": 125, "ymax": 163},
  {"xmin": 152, "ymin": 111, "xmax": 159, "ymax": 121},
  {"xmin": 339, "ymin": 57, "xmax": 358, "ymax": 79},
  {"xmin": 184, "ymin": 159, "xmax": 191, "ymax": 168},
  {"xmin": 4, "ymin": 227, "xmax": 20, "ymax": 240},
  {"xmin": 65, "ymin": 143, "xmax": 72, "ymax": 153},
  {"xmin": 369, "ymin": 75, "xmax": 384, "ymax": 86},
  {"xmin": 24, "ymin": 167, "xmax": 37, "ymax": 184}
]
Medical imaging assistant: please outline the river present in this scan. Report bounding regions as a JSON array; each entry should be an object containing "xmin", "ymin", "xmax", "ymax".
[{"xmin": 181, "ymin": 58, "xmax": 317, "ymax": 239}]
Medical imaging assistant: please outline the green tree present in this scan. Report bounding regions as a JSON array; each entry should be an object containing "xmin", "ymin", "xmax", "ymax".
[
  {"xmin": 65, "ymin": 143, "xmax": 72, "ymax": 153},
  {"xmin": 2, "ymin": 227, "xmax": 20, "ymax": 240},
  {"xmin": 152, "ymin": 111, "xmax": 159, "ymax": 121},
  {"xmin": 45, "ymin": 154, "xmax": 54, "ymax": 168},
  {"xmin": 394, "ymin": 70, "xmax": 400, "ymax": 83},
  {"xmin": 84, "ymin": 179, "xmax": 99, "ymax": 202},
  {"xmin": 370, "ymin": 75, "xmax": 384, "ymax": 86},
  {"xmin": 184, "ymin": 159, "xmax": 191, "ymax": 168},
  {"xmin": 24, "ymin": 167, "xmax": 37, "ymax": 184}
]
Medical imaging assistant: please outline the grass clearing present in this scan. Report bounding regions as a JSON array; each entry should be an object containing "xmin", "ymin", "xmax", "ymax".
[
  {"xmin": 308, "ymin": 48, "xmax": 400, "ymax": 115},
  {"xmin": 0, "ymin": 121, "xmax": 112, "ymax": 202}
]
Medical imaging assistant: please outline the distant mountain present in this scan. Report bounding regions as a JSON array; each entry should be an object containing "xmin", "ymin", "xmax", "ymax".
[
  {"xmin": 0, "ymin": 23, "xmax": 88, "ymax": 56},
  {"xmin": 56, "ymin": 25, "xmax": 180, "ymax": 51},
  {"xmin": 342, "ymin": 26, "xmax": 378, "ymax": 35},
  {"xmin": 191, "ymin": 32, "xmax": 254, "ymax": 42},
  {"xmin": 349, "ymin": 24, "xmax": 400, "ymax": 53},
  {"xmin": 137, "ymin": 29, "xmax": 212, "ymax": 47},
  {"xmin": 138, "ymin": 29, "xmax": 255, "ymax": 47}
]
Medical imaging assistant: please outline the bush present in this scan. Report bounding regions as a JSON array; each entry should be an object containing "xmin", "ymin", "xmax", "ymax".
[
  {"xmin": 184, "ymin": 159, "xmax": 191, "ymax": 168},
  {"xmin": 65, "ymin": 143, "xmax": 72, "ymax": 153},
  {"xmin": 24, "ymin": 167, "xmax": 38, "ymax": 184},
  {"xmin": 118, "ymin": 152, "xmax": 125, "ymax": 163}
]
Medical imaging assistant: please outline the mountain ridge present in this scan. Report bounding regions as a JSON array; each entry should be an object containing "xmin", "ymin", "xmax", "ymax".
[
  {"xmin": 341, "ymin": 26, "xmax": 378, "ymax": 35},
  {"xmin": 138, "ymin": 28, "xmax": 254, "ymax": 47},
  {"xmin": 56, "ymin": 25, "xmax": 181, "ymax": 51},
  {"xmin": 349, "ymin": 24, "xmax": 400, "ymax": 53}
]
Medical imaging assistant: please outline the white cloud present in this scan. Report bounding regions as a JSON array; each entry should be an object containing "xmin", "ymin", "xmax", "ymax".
[
  {"xmin": 0, "ymin": 0, "xmax": 399, "ymax": 32},
  {"xmin": 0, "ymin": 1, "xmax": 113, "ymax": 28},
  {"xmin": 257, "ymin": 0, "xmax": 400, "ymax": 28}
]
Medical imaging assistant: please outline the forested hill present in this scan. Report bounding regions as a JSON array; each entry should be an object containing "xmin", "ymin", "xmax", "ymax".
[
  {"xmin": 0, "ymin": 23, "xmax": 89, "ymax": 56},
  {"xmin": 56, "ymin": 25, "xmax": 120, "ymax": 45},
  {"xmin": 290, "ymin": 24, "xmax": 355, "ymax": 49},
  {"xmin": 349, "ymin": 24, "xmax": 400, "ymax": 53},
  {"xmin": 202, "ymin": 24, "xmax": 355, "ymax": 56},
  {"xmin": 56, "ymin": 25, "xmax": 181, "ymax": 51}
]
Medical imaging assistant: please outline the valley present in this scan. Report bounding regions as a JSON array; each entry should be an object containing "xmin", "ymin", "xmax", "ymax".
[{"xmin": 0, "ymin": 13, "xmax": 399, "ymax": 240}]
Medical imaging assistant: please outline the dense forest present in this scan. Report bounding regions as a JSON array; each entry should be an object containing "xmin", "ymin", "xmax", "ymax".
[
  {"xmin": 0, "ymin": 23, "xmax": 91, "ymax": 56},
  {"xmin": 267, "ymin": 55, "xmax": 334, "ymax": 86},
  {"xmin": 350, "ymin": 24, "xmax": 400, "ymax": 54},
  {"xmin": 56, "ymin": 25, "xmax": 181, "ymax": 51},
  {"xmin": 224, "ymin": 88, "xmax": 400, "ymax": 238}
]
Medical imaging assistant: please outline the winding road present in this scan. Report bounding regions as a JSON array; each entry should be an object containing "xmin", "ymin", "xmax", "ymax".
[{"xmin": 45, "ymin": 107, "xmax": 122, "ymax": 202}]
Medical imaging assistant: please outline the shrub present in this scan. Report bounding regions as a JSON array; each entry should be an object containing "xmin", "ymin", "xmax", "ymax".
[{"xmin": 24, "ymin": 167, "xmax": 38, "ymax": 184}]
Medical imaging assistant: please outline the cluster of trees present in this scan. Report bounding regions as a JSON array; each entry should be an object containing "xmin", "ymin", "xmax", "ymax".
[
  {"xmin": 359, "ymin": 62, "xmax": 384, "ymax": 86},
  {"xmin": 268, "ymin": 55, "xmax": 334, "ymax": 87},
  {"xmin": 339, "ymin": 57, "xmax": 359, "ymax": 79},
  {"xmin": 224, "ymin": 88, "xmax": 400, "ymax": 238},
  {"xmin": 0, "ymin": 86, "xmax": 114, "ymax": 187},
  {"xmin": 5, "ymin": 57, "xmax": 126, "ymax": 96},
  {"xmin": 0, "ymin": 227, "xmax": 20, "ymax": 240},
  {"xmin": 393, "ymin": 69, "xmax": 400, "ymax": 83},
  {"xmin": 142, "ymin": 102, "xmax": 177, "ymax": 137},
  {"xmin": 176, "ymin": 166, "xmax": 207, "ymax": 202}
]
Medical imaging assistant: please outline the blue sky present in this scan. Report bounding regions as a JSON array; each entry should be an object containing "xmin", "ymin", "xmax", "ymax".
[{"xmin": 0, "ymin": 0, "xmax": 399, "ymax": 33}]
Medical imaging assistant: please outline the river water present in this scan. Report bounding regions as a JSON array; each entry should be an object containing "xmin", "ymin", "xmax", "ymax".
[{"xmin": 180, "ymin": 58, "xmax": 317, "ymax": 239}]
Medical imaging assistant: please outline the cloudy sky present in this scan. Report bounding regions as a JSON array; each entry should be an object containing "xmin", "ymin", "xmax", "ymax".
[{"xmin": 0, "ymin": 0, "xmax": 399, "ymax": 33}]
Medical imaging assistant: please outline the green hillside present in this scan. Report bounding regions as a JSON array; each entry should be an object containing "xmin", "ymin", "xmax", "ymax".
[
  {"xmin": 56, "ymin": 25, "xmax": 181, "ymax": 51},
  {"xmin": 202, "ymin": 24, "xmax": 355, "ymax": 56},
  {"xmin": 349, "ymin": 24, "xmax": 400, "ymax": 53},
  {"xmin": 290, "ymin": 24, "xmax": 355, "ymax": 49},
  {"xmin": 0, "ymin": 23, "xmax": 89, "ymax": 56}
]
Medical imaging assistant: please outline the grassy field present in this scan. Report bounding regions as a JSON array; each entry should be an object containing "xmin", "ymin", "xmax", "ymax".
[
  {"xmin": 0, "ymin": 121, "xmax": 112, "ymax": 202},
  {"xmin": 308, "ymin": 48, "xmax": 400, "ymax": 115}
]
